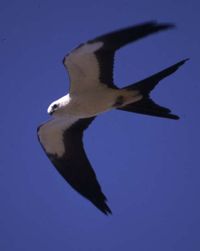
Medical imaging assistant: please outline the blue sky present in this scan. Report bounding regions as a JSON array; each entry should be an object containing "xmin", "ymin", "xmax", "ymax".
[{"xmin": 1, "ymin": 0, "xmax": 200, "ymax": 250}]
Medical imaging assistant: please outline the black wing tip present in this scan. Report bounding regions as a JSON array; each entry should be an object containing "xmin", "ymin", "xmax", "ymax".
[
  {"xmin": 114, "ymin": 21, "xmax": 175, "ymax": 37},
  {"xmin": 177, "ymin": 58, "xmax": 190, "ymax": 66},
  {"xmin": 169, "ymin": 58, "xmax": 189, "ymax": 73},
  {"xmin": 156, "ymin": 22, "xmax": 175, "ymax": 30},
  {"xmin": 167, "ymin": 114, "xmax": 180, "ymax": 120},
  {"xmin": 138, "ymin": 20, "xmax": 175, "ymax": 30},
  {"xmin": 93, "ymin": 199, "xmax": 112, "ymax": 215},
  {"xmin": 99, "ymin": 203, "xmax": 112, "ymax": 216}
]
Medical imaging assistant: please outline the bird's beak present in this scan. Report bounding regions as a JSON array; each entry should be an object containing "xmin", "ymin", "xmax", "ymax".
[{"xmin": 47, "ymin": 107, "xmax": 54, "ymax": 115}]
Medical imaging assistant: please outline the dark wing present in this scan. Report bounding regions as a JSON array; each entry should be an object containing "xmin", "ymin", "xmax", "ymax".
[
  {"xmin": 63, "ymin": 21, "xmax": 174, "ymax": 92},
  {"xmin": 38, "ymin": 117, "xmax": 111, "ymax": 215}
]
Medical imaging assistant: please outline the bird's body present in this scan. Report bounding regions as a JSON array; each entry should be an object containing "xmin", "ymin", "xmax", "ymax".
[
  {"xmin": 37, "ymin": 21, "xmax": 188, "ymax": 215},
  {"xmin": 49, "ymin": 87, "xmax": 141, "ymax": 118}
]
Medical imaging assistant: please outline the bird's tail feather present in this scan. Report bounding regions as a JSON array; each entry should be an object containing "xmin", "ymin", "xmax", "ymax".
[{"xmin": 117, "ymin": 59, "xmax": 188, "ymax": 119}]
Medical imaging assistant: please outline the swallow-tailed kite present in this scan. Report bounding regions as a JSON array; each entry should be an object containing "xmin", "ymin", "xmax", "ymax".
[{"xmin": 37, "ymin": 21, "xmax": 188, "ymax": 215}]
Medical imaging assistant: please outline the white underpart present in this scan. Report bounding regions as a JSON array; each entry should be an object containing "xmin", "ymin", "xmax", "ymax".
[
  {"xmin": 38, "ymin": 115, "xmax": 78, "ymax": 157},
  {"xmin": 63, "ymin": 41, "xmax": 104, "ymax": 94}
]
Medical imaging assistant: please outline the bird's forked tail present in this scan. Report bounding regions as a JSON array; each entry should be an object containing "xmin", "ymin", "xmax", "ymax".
[{"xmin": 117, "ymin": 59, "xmax": 189, "ymax": 119}]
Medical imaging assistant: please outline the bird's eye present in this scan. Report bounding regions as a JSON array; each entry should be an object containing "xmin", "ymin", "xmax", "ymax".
[{"xmin": 52, "ymin": 104, "xmax": 58, "ymax": 110}]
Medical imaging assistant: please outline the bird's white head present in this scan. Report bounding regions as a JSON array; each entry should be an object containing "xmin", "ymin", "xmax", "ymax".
[{"xmin": 47, "ymin": 94, "xmax": 70, "ymax": 116}]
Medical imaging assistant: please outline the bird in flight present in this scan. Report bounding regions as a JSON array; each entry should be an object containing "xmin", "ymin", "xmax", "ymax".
[{"xmin": 37, "ymin": 21, "xmax": 188, "ymax": 215}]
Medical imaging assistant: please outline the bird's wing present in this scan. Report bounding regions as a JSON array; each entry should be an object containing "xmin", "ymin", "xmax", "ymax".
[
  {"xmin": 63, "ymin": 21, "xmax": 174, "ymax": 93},
  {"xmin": 37, "ymin": 116, "xmax": 111, "ymax": 215}
]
